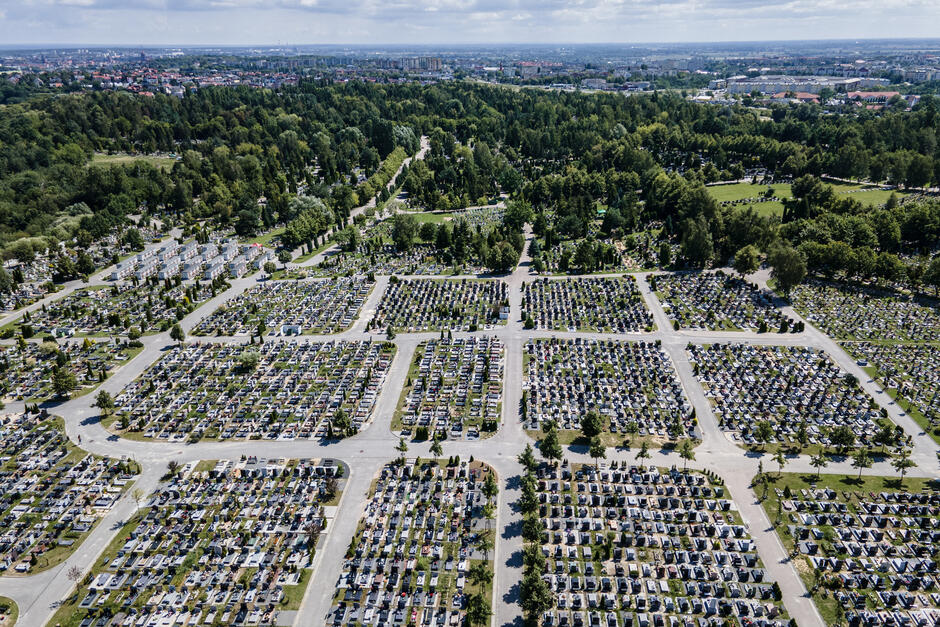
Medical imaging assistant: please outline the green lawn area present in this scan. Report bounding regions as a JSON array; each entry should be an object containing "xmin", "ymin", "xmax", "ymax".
[
  {"xmin": 91, "ymin": 153, "xmax": 178, "ymax": 170},
  {"xmin": 292, "ymin": 239, "xmax": 336, "ymax": 264},
  {"xmin": 241, "ymin": 226, "xmax": 284, "ymax": 247},
  {"xmin": 405, "ymin": 211, "xmax": 455, "ymax": 224},
  {"xmin": 707, "ymin": 180, "xmax": 909, "ymax": 216},
  {"xmin": 706, "ymin": 182, "xmax": 790, "ymax": 218},
  {"xmin": 707, "ymin": 182, "xmax": 793, "ymax": 203},
  {"xmin": 0, "ymin": 597, "xmax": 17, "ymax": 626}
]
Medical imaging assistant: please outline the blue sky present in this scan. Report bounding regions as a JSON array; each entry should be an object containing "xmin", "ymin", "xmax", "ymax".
[{"xmin": 2, "ymin": 0, "xmax": 939, "ymax": 46}]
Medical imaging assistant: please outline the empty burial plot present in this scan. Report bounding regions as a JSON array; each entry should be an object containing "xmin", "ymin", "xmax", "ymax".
[
  {"xmin": 395, "ymin": 336, "xmax": 504, "ymax": 441},
  {"xmin": 329, "ymin": 459, "xmax": 498, "ymax": 627},
  {"xmin": 192, "ymin": 278, "xmax": 374, "ymax": 336},
  {"xmin": 0, "ymin": 412, "xmax": 138, "ymax": 574},
  {"xmin": 50, "ymin": 457, "xmax": 343, "ymax": 627},
  {"xmin": 522, "ymin": 277, "xmax": 654, "ymax": 332},
  {"xmin": 760, "ymin": 472, "xmax": 940, "ymax": 626},
  {"xmin": 688, "ymin": 344, "xmax": 889, "ymax": 452},
  {"xmin": 524, "ymin": 338, "xmax": 694, "ymax": 444},
  {"xmin": 650, "ymin": 271, "xmax": 792, "ymax": 332},
  {"xmin": 789, "ymin": 280, "xmax": 940, "ymax": 342},
  {"xmin": 370, "ymin": 278, "xmax": 509, "ymax": 332},
  {"xmin": 111, "ymin": 341, "xmax": 394, "ymax": 441},
  {"xmin": 526, "ymin": 461, "xmax": 789, "ymax": 627}
]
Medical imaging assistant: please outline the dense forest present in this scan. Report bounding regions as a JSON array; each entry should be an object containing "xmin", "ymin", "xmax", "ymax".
[{"xmin": 0, "ymin": 79, "xmax": 939, "ymax": 289}]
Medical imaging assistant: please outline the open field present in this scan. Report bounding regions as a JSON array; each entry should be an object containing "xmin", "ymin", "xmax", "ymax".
[{"xmin": 91, "ymin": 153, "xmax": 178, "ymax": 170}]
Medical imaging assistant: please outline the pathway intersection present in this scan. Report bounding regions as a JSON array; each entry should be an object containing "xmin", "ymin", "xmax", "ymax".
[{"xmin": 0, "ymin": 228, "xmax": 936, "ymax": 627}]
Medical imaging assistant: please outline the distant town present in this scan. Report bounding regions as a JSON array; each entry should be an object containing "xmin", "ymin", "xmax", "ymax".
[{"xmin": 2, "ymin": 40, "xmax": 940, "ymax": 109}]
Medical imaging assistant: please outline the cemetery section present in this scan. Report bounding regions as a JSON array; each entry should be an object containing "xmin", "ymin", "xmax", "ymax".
[
  {"xmin": 328, "ymin": 459, "xmax": 498, "ymax": 627},
  {"xmin": 394, "ymin": 336, "xmax": 504, "ymax": 441},
  {"xmin": 2, "ymin": 282, "xmax": 213, "ymax": 339},
  {"xmin": 192, "ymin": 278, "xmax": 374, "ymax": 337},
  {"xmin": 522, "ymin": 277, "xmax": 654, "ymax": 333},
  {"xmin": 651, "ymin": 271, "xmax": 793, "ymax": 332},
  {"xmin": 843, "ymin": 341, "xmax": 940, "ymax": 444},
  {"xmin": 525, "ymin": 461, "xmax": 789, "ymax": 627},
  {"xmin": 688, "ymin": 344, "xmax": 896, "ymax": 452},
  {"xmin": 0, "ymin": 412, "xmax": 138, "ymax": 575},
  {"xmin": 524, "ymin": 338, "xmax": 694, "ymax": 444},
  {"xmin": 370, "ymin": 279, "xmax": 509, "ymax": 332},
  {"xmin": 759, "ymin": 472, "xmax": 940, "ymax": 626},
  {"xmin": 0, "ymin": 338, "xmax": 141, "ymax": 402},
  {"xmin": 50, "ymin": 456, "xmax": 343, "ymax": 627},
  {"xmin": 110, "ymin": 341, "xmax": 395, "ymax": 441},
  {"xmin": 789, "ymin": 280, "xmax": 940, "ymax": 342}
]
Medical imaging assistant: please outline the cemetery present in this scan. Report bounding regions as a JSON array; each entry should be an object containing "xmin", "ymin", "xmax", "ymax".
[
  {"xmin": 395, "ymin": 336, "xmax": 504, "ymax": 441},
  {"xmin": 651, "ymin": 272, "xmax": 793, "ymax": 332},
  {"xmin": 52, "ymin": 456, "xmax": 343, "ymax": 627},
  {"xmin": 524, "ymin": 339, "xmax": 695, "ymax": 443},
  {"xmin": 0, "ymin": 338, "xmax": 140, "ymax": 402},
  {"xmin": 0, "ymin": 412, "xmax": 138, "ymax": 574},
  {"xmin": 687, "ymin": 344, "xmax": 888, "ymax": 451},
  {"xmin": 845, "ymin": 342, "xmax": 940, "ymax": 443},
  {"xmin": 760, "ymin": 472, "xmax": 940, "ymax": 626},
  {"xmin": 526, "ymin": 461, "xmax": 789, "ymax": 627},
  {"xmin": 370, "ymin": 279, "xmax": 509, "ymax": 332},
  {"xmin": 3, "ymin": 281, "xmax": 213, "ymax": 339},
  {"xmin": 522, "ymin": 277, "xmax": 654, "ymax": 332},
  {"xmin": 193, "ymin": 278, "xmax": 374, "ymax": 337},
  {"xmin": 789, "ymin": 280, "xmax": 940, "ymax": 342},
  {"xmin": 110, "ymin": 341, "xmax": 395, "ymax": 441},
  {"xmin": 329, "ymin": 459, "xmax": 498, "ymax": 627}
]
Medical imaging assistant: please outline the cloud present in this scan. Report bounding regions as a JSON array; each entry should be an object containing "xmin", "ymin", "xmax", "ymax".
[{"xmin": 1, "ymin": 0, "xmax": 938, "ymax": 44}]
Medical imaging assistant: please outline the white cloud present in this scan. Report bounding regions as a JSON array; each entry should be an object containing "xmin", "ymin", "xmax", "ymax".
[{"xmin": 0, "ymin": 0, "xmax": 938, "ymax": 44}]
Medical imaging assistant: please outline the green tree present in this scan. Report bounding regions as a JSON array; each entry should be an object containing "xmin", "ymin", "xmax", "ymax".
[
  {"xmin": 732, "ymin": 244, "xmax": 760, "ymax": 277},
  {"xmin": 891, "ymin": 447, "xmax": 915, "ymax": 486},
  {"xmin": 391, "ymin": 213, "xmax": 419, "ymax": 252},
  {"xmin": 520, "ymin": 569, "xmax": 553, "ymax": 622},
  {"xmin": 635, "ymin": 440, "xmax": 651, "ymax": 470},
  {"xmin": 169, "ymin": 323, "xmax": 185, "ymax": 345},
  {"xmin": 679, "ymin": 439, "xmax": 695, "ymax": 473},
  {"xmin": 52, "ymin": 366, "xmax": 77, "ymax": 398},
  {"xmin": 589, "ymin": 436, "xmax": 606, "ymax": 470},
  {"xmin": 581, "ymin": 410, "xmax": 604, "ymax": 440},
  {"xmin": 94, "ymin": 390, "xmax": 115, "ymax": 416},
  {"xmin": 539, "ymin": 427, "xmax": 563, "ymax": 466},
  {"xmin": 517, "ymin": 443, "xmax": 537, "ymax": 472},
  {"xmin": 465, "ymin": 593, "xmax": 490, "ymax": 627},
  {"xmin": 810, "ymin": 453, "xmax": 828, "ymax": 479},
  {"xmin": 768, "ymin": 244, "xmax": 806, "ymax": 296},
  {"xmin": 851, "ymin": 447, "xmax": 873, "ymax": 482}
]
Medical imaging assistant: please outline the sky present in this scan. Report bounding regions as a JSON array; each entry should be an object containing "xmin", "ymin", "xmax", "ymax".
[{"xmin": 1, "ymin": 0, "xmax": 940, "ymax": 46}]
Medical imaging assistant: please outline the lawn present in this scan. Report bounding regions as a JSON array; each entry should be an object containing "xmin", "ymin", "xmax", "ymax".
[
  {"xmin": 0, "ymin": 597, "xmax": 16, "ymax": 627},
  {"xmin": 707, "ymin": 182, "xmax": 793, "ymax": 203},
  {"xmin": 241, "ymin": 226, "xmax": 285, "ymax": 247},
  {"xmin": 91, "ymin": 153, "xmax": 178, "ymax": 170},
  {"xmin": 410, "ymin": 211, "xmax": 454, "ymax": 224},
  {"xmin": 706, "ymin": 180, "xmax": 909, "ymax": 216}
]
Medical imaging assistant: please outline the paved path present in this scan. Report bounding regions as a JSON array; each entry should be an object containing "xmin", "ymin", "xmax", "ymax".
[{"xmin": 0, "ymin": 249, "xmax": 937, "ymax": 627}]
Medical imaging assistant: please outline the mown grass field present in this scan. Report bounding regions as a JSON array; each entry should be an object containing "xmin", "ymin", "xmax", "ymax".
[
  {"xmin": 91, "ymin": 153, "xmax": 178, "ymax": 170},
  {"xmin": 707, "ymin": 180, "xmax": 910, "ymax": 217}
]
